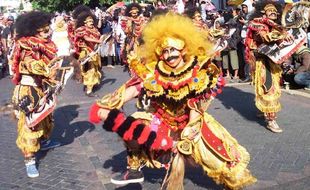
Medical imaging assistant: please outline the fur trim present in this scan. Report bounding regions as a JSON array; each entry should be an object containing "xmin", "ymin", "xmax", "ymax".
[
  {"xmin": 15, "ymin": 11, "xmax": 53, "ymax": 39},
  {"xmin": 112, "ymin": 113, "xmax": 127, "ymax": 132},
  {"xmin": 123, "ymin": 120, "xmax": 141, "ymax": 141},
  {"xmin": 89, "ymin": 103, "xmax": 101, "ymax": 124},
  {"xmin": 102, "ymin": 109, "xmax": 123, "ymax": 131},
  {"xmin": 102, "ymin": 109, "xmax": 173, "ymax": 151},
  {"xmin": 133, "ymin": 124, "xmax": 145, "ymax": 139},
  {"xmin": 145, "ymin": 131, "xmax": 157, "ymax": 148},
  {"xmin": 137, "ymin": 126, "xmax": 151, "ymax": 144},
  {"xmin": 116, "ymin": 116, "xmax": 136, "ymax": 137}
]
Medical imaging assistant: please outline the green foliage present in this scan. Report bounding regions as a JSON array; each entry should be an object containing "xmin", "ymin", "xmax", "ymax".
[
  {"xmin": 30, "ymin": 0, "xmax": 118, "ymax": 12},
  {"xmin": 19, "ymin": 2, "xmax": 24, "ymax": 11}
]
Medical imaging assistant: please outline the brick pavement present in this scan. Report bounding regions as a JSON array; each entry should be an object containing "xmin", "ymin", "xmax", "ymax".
[{"xmin": 0, "ymin": 66, "xmax": 309, "ymax": 190}]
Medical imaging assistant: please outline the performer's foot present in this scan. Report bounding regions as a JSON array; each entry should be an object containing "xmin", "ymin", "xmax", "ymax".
[
  {"xmin": 86, "ymin": 92, "xmax": 98, "ymax": 97},
  {"xmin": 266, "ymin": 120, "xmax": 283, "ymax": 133},
  {"xmin": 40, "ymin": 139, "xmax": 61, "ymax": 151},
  {"xmin": 239, "ymin": 77, "xmax": 251, "ymax": 83},
  {"xmin": 304, "ymin": 87, "xmax": 310, "ymax": 91},
  {"xmin": 107, "ymin": 64, "xmax": 115, "ymax": 68},
  {"xmin": 111, "ymin": 169, "xmax": 144, "ymax": 185},
  {"xmin": 25, "ymin": 158, "xmax": 39, "ymax": 178}
]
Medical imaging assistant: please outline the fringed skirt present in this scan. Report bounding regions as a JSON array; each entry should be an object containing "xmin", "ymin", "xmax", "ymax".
[
  {"xmin": 254, "ymin": 59, "xmax": 282, "ymax": 113},
  {"xmin": 79, "ymin": 49, "xmax": 102, "ymax": 89},
  {"xmin": 12, "ymin": 85, "xmax": 54, "ymax": 154}
]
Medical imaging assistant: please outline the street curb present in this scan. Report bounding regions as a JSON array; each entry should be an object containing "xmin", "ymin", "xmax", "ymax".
[
  {"xmin": 226, "ymin": 83, "xmax": 310, "ymax": 99},
  {"xmin": 281, "ymin": 89, "xmax": 310, "ymax": 99}
]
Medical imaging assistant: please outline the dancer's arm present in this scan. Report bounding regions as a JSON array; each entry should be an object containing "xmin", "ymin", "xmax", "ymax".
[
  {"xmin": 89, "ymin": 77, "xmax": 142, "ymax": 123},
  {"xmin": 97, "ymin": 85, "xmax": 140, "ymax": 121}
]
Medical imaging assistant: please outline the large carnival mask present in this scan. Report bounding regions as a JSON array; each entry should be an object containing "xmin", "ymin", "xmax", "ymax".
[
  {"xmin": 157, "ymin": 37, "xmax": 186, "ymax": 69},
  {"xmin": 37, "ymin": 25, "xmax": 52, "ymax": 39},
  {"xmin": 84, "ymin": 16, "xmax": 94, "ymax": 28},
  {"xmin": 263, "ymin": 4, "xmax": 278, "ymax": 20}
]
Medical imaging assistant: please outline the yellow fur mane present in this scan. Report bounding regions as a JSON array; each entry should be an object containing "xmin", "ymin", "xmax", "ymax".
[{"xmin": 137, "ymin": 12, "xmax": 213, "ymax": 63}]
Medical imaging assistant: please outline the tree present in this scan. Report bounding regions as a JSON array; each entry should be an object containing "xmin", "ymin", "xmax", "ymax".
[
  {"xmin": 19, "ymin": 2, "xmax": 24, "ymax": 11},
  {"xmin": 30, "ymin": 0, "xmax": 117, "ymax": 12}
]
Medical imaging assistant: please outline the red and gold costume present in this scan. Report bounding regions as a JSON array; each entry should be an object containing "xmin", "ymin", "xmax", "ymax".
[
  {"xmin": 11, "ymin": 36, "xmax": 57, "ymax": 155},
  {"xmin": 75, "ymin": 20, "xmax": 102, "ymax": 94},
  {"xmin": 246, "ymin": 17, "xmax": 282, "ymax": 113},
  {"xmin": 121, "ymin": 4, "xmax": 147, "ymax": 64},
  {"xmin": 90, "ymin": 13, "xmax": 256, "ymax": 189},
  {"xmin": 67, "ymin": 20, "xmax": 75, "ymax": 47},
  {"xmin": 245, "ymin": 2, "xmax": 290, "ymax": 132}
]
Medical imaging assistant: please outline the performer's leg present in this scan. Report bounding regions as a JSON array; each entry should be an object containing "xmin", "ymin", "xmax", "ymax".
[
  {"xmin": 40, "ymin": 115, "xmax": 61, "ymax": 151},
  {"xmin": 111, "ymin": 140, "xmax": 144, "ymax": 185},
  {"xmin": 16, "ymin": 114, "xmax": 41, "ymax": 177},
  {"xmin": 189, "ymin": 113, "xmax": 256, "ymax": 189},
  {"xmin": 254, "ymin": 59, "xmax": 282, "ymax": 132},
  {"xmin": 24, "ymin": 154, "xmax": 39, "ymax": 178},
  {"xmin": 83, "ymin": 59, "xmax": 101, "ymax": 96}
]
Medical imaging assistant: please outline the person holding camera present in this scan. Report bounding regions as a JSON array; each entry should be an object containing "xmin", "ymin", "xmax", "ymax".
[{"xmin": 284, "ymin": 46, "xmax": 310, "ymax": 90}]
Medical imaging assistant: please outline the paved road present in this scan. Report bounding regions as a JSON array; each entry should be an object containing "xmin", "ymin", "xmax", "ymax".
[{"xmin": 0, "ymin": 66, "xmax": 309, "ymax": 190}]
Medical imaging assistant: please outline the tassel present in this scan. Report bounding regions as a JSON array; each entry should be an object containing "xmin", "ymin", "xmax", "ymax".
[{"xmin": 163, "ymin": 152, "xmax": 185, "ymax": 190}]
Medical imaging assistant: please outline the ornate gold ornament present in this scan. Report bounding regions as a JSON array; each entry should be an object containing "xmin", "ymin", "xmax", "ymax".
[{"xmin": 177, "ymin": 139, "xmax": 192, "ymax": 155}]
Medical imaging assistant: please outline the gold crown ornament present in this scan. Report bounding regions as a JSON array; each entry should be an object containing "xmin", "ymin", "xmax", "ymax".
[{"xmin": 155, "ymin": 37, "xmax": 185, "ymax": 55}]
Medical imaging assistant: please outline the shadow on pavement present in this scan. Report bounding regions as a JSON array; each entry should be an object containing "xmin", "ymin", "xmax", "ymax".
[
  {"xmin": 184, "ymin": 166, "xmax": 224, "ymax": 190},
  {"xmin": 52, "ymin": 104, "xmax": 95, "ymax": 144},
  {"xmin": 103, "ymin": 151, "xmax": 224, "ymax": 189},
  {"xmin": 37, "ymin": 105, "xmax": 95, "ymax": 161},
  {"xmin": 114, "ymin": 183, "xmax": 142, "ymax": 190},
  {"xmin": 103, "ymin": 150, "xmax": 127, "ymax": 172},
  {"xmin": 93, "ymin": 77, "xmax": 117, "ymax": 93},
  {"xmin": 217, "ymin": 86, "xmax": 265, "ymax": 126}
]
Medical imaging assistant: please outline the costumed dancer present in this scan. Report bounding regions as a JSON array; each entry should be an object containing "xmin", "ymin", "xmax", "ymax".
[
  {"xmin": 66, "ymin": 5, "xmax": 93, "ymax": 83},
  {"xmin": 185, "ymin": 8, "xmax": 227, "ymax": 75},
  {"xmin": 245, "ymin": 1, "xmax": 297, "ymax": 133},
  {"xmin": 69, "ymin": 5, "xmax": 92, "ymax": 47},
  {"xmin": 11, "ymin": 11, "xmax": 62, "ymax": 178},
  {"xmin": 74, "ymin": 12, "xmax": 103, "ymax": 97},
  {"xmin": 89, "ymin": 13, "xmax": 256, "ymax": 190},
  {"xmin": 52, "ymin": 16, "xmax": 70, "ymax": 57},
  {"xmin": 121, "ymin": 3, "xmax": 147, "ymax": 66}
]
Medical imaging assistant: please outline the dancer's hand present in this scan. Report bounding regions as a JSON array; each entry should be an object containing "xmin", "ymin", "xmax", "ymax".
[{"xmin": 98, "ymin": 108, "xmax": 109, "ymax": 121}]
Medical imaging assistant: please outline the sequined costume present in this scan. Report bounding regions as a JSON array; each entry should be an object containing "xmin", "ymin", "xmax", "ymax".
[
  {"xmin": 75, "ymin": 14, "xmax": 102, "ymax": 95},
  {"xmin": 90, "ymin": 13, "xmax": 256, "ymax": 190},
  {"xmin": 121, "ymin": 3, "xmax": 147, "ymax": 64},
  {"xmin": 12, "ymin": 28, "xmax": 57, "ymax": 156},
  {"xmin": 245, "ymin": 2, "xmax": 291, "ymax": 132}
]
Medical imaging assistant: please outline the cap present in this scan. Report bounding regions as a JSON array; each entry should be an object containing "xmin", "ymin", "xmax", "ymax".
[{"xmin": 7, "ymin": 15, "xmax": 14, "ymax": 21}]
